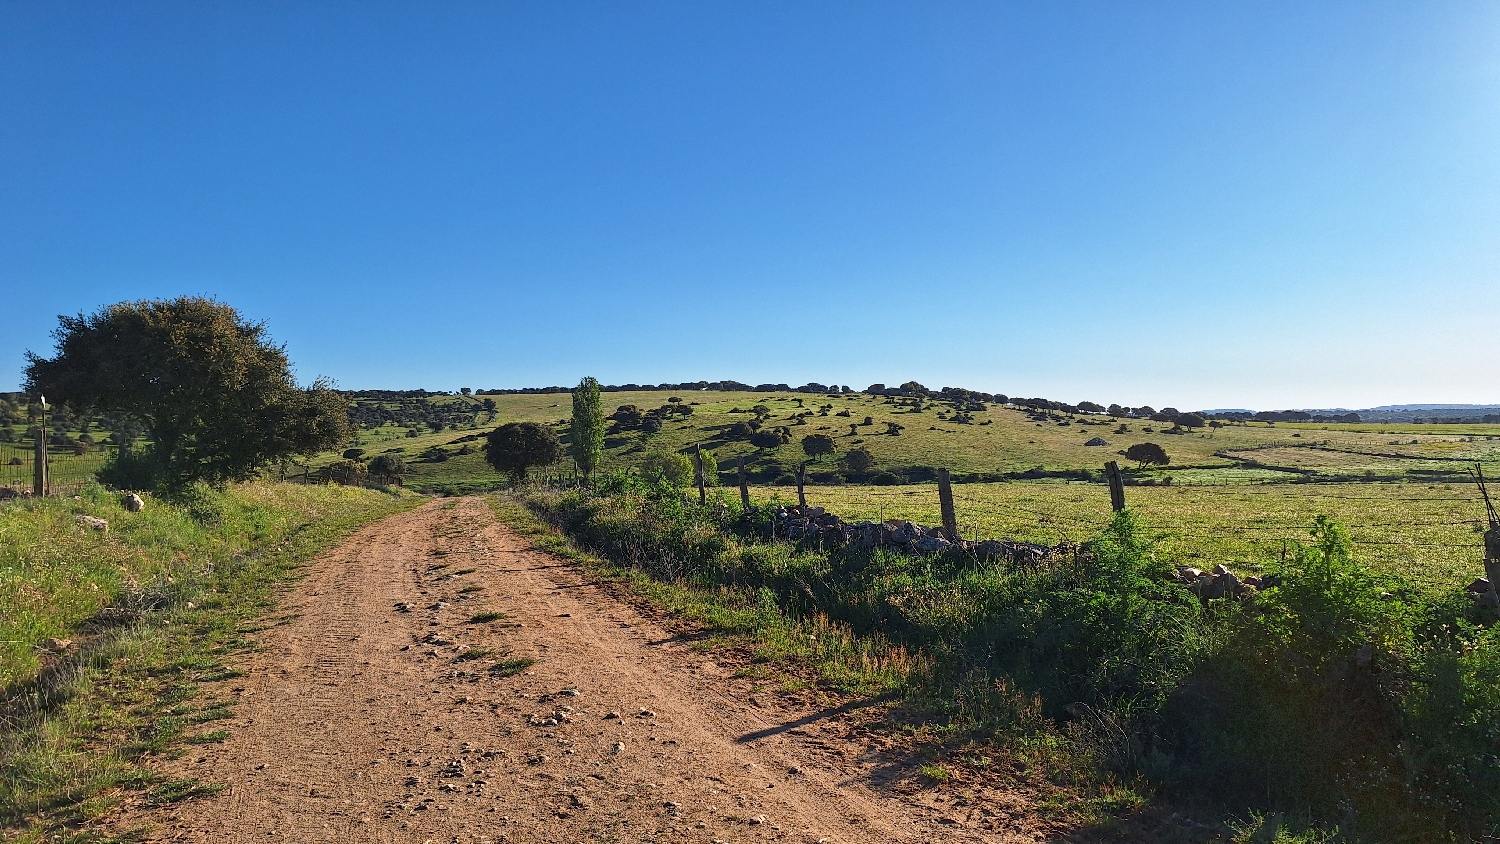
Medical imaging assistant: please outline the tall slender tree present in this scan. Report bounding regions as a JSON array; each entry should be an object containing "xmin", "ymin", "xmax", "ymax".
[{"xmin": 570, "ymin": 376, "xmax": 605, "ymax": 482}]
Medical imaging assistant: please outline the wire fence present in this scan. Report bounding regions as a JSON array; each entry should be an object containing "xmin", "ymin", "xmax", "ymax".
[
  {"xmin": 0, "ymin": 441, "xmax": 115, "ymax": 498},
  {"xmin": 747, "ymin": 479, "xmax": 1492, "ymax": 590}
]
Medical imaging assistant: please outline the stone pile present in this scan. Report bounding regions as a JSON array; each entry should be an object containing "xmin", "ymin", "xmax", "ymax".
[
  {"xmin": 1174, "ymin": 564, "xmax": 1278, "ymax": 601},
  {"xmin": 768, "ymin": 504, "xmax": 1072, "ymax": 564}
]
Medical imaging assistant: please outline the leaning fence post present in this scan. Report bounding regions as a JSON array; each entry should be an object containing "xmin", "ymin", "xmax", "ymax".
[
  {"xmin": 937, "ymin": 468, "xmax": 958, "ymax": 541},
  {"xmin": 694, "ymin": 443, "xmax": 706, "ymax": 505},
  {"xmin": 795, "ymin": 463, "xmax": 807, "ymax": 508},
  {"xmin": 1105, "ymin": 461, "xmax": 1126, "ymax": 512},
  {"xmin": 737, "ymin": 456, "xmax": 750, "ymax": 509}
]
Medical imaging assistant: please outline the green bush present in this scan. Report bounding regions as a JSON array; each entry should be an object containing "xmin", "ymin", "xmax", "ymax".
[
  {"xmin": 639, "ymin": 451, "xmax": 694, "ymax": 488},
  {"xmin": 518, "ymin": 484, "xmax": 1500, "ymax": 840}
]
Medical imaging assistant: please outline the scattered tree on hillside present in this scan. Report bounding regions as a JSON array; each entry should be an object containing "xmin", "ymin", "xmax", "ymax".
[
  {"xmin": 484, "ymin": 421, "xmax": 563, "ymax": 482},
  {"xmin": 23, "ymin": 297, "xmax": 350, "ymax": 489},
  {"xmin": 571, "ymin": 376, "xmax": 605, "ymax": 482},
  {"xmin": 343, "ymin": 448, "xmax": 365, "ymax": 461},
  {"xmin": 727, "ymin": 421, "xmax": 754, "ymax": 439},
  {"xmin": 843, "ymin": 447, "xmax": 875, "ymax": 474},
  {"xmin": 369, "ymin": 453, "xmax": 408, "ymax": 481},
  {"xmin": 611, "ymin": 405, "xmax": 644, "ymax": 428},
  {"xmin": 750, "ymin": 429, "xmax": 785, "ymax": 449},
  {"xmin": 1124, "ymin": 442, "xmax": 1170, "ymax": 469},
  {"xmin": 801, "ymin": 434, "xmax": 836, "ymax": 460},
  {"xmin": 1176, "ymin": 412, "xmax": 1206, "ymax": 429}
]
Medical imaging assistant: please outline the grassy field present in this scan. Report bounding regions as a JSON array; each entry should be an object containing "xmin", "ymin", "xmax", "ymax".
[
  {"xmin": 748, "ymin": 481, "xmax": 1489, "ymax": 592},
  {"xmin": 0, "ymin": 481, "xmax": 419, "ymax": 835},
  {"xmin": 333, "ymin": 391, "xmax": 1500, "ymax": 491},
  {"xmin": 314, "ymin": 392, "xmax": 1499, "ymax": 594}
]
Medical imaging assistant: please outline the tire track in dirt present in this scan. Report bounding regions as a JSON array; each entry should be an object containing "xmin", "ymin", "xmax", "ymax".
[{"xmin": 112, "ymin": 497, "xmax": 1043, "ymax": 843}]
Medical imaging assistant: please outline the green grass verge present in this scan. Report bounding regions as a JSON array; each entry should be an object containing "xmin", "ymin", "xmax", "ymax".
[
  {"xmin": 0, "ymin": 481, "xmax": 420, "ymax": 838},
  {"xmin": 487, "ymin": 495, "xmax": 917, "ymax": 698}
]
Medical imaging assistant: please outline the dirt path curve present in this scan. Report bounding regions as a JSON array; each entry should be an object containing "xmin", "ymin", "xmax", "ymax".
[{"xmin": 117, "ymin": 497, "xmax": 1042, "ymax": 843}]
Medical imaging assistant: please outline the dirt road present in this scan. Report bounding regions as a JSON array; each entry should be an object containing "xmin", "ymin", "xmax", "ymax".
[{"xmin": 117, "ymin": 497, "xmax": 1043, "ymax": 843}]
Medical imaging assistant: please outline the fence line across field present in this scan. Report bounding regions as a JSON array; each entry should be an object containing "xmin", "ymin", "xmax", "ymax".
[
  {"xmin": 745, "ymin": 465, "xmax": 1495, "ymax": 583},
  {"xmin": 0, "ymin": 440, "xmax": 117, "ymax": 498}
]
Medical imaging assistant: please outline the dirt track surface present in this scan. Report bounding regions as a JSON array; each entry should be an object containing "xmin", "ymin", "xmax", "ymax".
[{"xmin": 117, "ymin": 497, "xmax": 1043, "ymax": 843}]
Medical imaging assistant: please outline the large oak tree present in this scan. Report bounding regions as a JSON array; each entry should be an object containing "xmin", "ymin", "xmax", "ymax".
[{"xmin": 24, "ymin": 297, "xmax": 351, "ymax": 489}]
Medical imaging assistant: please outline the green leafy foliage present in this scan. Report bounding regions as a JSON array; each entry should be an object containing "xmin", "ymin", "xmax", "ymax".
[
  {"xmin": 483, "ymin": 421, "xmax": 563, "ymax": 482},
  {"xmin": 570, "ymin": 377, "xmax": 605, "ymax": 481},
  {"xmin": 843, "ymin": 447, "xmax": 875, "ymax": 474},
  {"xmin": 1124, "ymin": 442, "xmax": 1169, "ymax": 468},
  {"xmin": 639, "ymin": 450, "xmax": 694, "ymax": 488},
  {"xmin": 23, "ymin": 297, "xmax": 351, "ymax": 490},
  {"xmin": 801, "ymin": 433, "xmax": 836, "ymax": 460},
  {"xmin": 522, "ymin": 484, "xmax": 1500, "ymax": 840},
  {"xmin": 367, "ymin": 453, "xmax": 408, "ymax": 479}
]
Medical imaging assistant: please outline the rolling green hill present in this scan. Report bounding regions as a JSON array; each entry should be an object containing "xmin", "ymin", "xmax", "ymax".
[{"xmin": 325, "ymin": 389, "xmax": 1500, "ymax": 493}]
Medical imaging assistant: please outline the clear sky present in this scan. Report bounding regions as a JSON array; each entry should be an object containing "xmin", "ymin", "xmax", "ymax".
[{"xmin": 3, "ymin": 2, "xmax": 1498, "ymax": 410}]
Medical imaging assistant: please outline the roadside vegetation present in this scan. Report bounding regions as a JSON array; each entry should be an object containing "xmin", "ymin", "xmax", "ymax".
[
  {"xmin": 0, "ymin": 481, "xmax": 417, "ymax": 836},
  {"xmin": 505, "ymin": 474, "xmax": 1500, "ymax": 842}
]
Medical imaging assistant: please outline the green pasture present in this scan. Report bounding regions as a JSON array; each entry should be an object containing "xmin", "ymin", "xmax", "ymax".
[
  {"xmin": 304, "ymin": 392, "xmax": 1500, "ymax": 593},
  {"xmin": 331, "ymin": 391, "xmax": 1500, "ymax": 490},
  {"xmin": 748, "ymin": 481, "xmax": 1491, "ymax": 593}
]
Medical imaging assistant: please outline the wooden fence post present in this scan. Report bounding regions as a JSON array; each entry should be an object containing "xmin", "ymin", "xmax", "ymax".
[
  {"xmin": 1105, "ymin": 461, "xmax": 1126, "ymax": 512},
  {"xmin": 694, "ymin": 443, "xmax": 706, "ymax": 505},
  {"xmin": 936, "ymin": 468, "xmax": 958, "ymax": 541},
  {"xmin": 737, "ymin": 456, "xmax": 750, "ymax": 509},
  {"xmin": 1477, "ymin": 466, "xmax": 1500, "ymax": 607},
  {"xmin": 795, "ymin": 463, "xmax": 807, "ymax": 508},
  {"xmin": 33, "ymin": 420, "xmax": 47, "ymax": 497}
]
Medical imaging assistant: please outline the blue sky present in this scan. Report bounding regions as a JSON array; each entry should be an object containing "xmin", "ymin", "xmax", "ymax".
[{"xmin": 3, "ymin": 2, "xmax": 1498, "ymax": 410}]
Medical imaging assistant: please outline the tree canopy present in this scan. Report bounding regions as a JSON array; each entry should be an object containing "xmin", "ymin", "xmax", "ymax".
[
  {"xmin": 23, "ymin": 297, "xmax": 350, "ymax": 489},
  {"xmin": 571, "ymin": 376, "xmax": 605, "ymax": 481},
  {"xmin": 368, "ymin": 453, "xmax": 408, "ymax": 479},
  {"xmin": 801, "ymin": 433, "xmax": 836, "ymax": 460},
  {"xmin": 843, "ymin": 447, "xmax": 875, "ymax": 474},
  {"xmin": 484, "ymin": 422, "xmax": 563, "ymax": 481},
  {"xmin": 750, "ymin": 429, "xmax": 785, "ymax": 449},
  {"xmin": 1124, "ymin": 442, "xmax": 1170, "ymax": 468}
]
